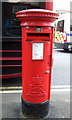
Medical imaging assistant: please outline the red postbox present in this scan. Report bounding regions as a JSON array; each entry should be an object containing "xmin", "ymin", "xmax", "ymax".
[{"xmin": 16, "ymin": 9, "xmax": 58, "ymax": 118}]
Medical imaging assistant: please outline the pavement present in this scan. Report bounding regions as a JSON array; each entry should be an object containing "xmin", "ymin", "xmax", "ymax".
[{"xmin": 1, "ymin": 87, "xmax": 70, "ymax": 119}]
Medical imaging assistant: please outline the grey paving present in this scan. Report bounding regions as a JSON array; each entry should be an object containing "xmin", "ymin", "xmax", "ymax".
[
  {"xmin": 1, "ymin": 92, "xmax": 70, "ymax": 119},
  {"xmin": 52, "ymin": 49, "xmax": 70, "ymax": 85}
]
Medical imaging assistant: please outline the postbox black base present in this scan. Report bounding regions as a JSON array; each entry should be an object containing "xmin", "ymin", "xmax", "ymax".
[{"xmin": 22, "ymin": 98, "xmax": 50, "ymax": 118}]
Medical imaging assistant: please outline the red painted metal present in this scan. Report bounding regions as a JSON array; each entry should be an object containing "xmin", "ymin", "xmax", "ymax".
[
  {"xmin": 0, "ymin": 73, "xmax": 21, "ymax": 79},
  {"xmin": 16, "ymin": 9, "xmax": 58, "ymax": 27},
  {"xmin": 0, "ymin": 50, "xmax": 21, "ymax": 52},
  {"xmin": 16, "ymin": 9, "xmax": 58, "ymax": 104},
  {"xmin": 0, "ymin": 65, "xmax": 21, "ymax": 67},
  {"xmin": 46, "ymin": 0, "xmax": 53, "ymax": 11},
  {"xmin": 0, "ymin": 57, "xmax": 22, "ymax": 60}
]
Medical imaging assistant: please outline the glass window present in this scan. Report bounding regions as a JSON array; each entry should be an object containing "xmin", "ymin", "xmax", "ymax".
[
  {"xmin": 70, "ymin": 25, "xmax": 72, "ymax": 31},
  {"xmin": 56, "ymin": 20, "xmax": 64, "ymax": 32}
]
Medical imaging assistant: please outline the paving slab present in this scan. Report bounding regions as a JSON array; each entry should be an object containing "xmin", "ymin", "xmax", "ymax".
[{"xmin": 1, "ymin": 92, "xmax": 70, "ymax": 119}]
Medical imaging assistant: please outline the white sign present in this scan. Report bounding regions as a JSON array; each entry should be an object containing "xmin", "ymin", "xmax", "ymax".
[{"xmin": 32, "ymin": 43, "xmax": 44, "ymax": 60}]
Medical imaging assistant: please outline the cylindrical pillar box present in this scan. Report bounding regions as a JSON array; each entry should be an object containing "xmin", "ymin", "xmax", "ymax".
[{"xmin": 16, "ymin": 9, "xmax": 58, "ymax": 118}]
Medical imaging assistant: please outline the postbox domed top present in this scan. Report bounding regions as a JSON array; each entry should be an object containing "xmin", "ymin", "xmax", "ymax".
[
  {"xmin": 16, "ymin": 9, "xmax": 57, "ymax": 13},
  {"xmin": 16, "ymin": 9, "xmax": 58, "ymax": 26}
]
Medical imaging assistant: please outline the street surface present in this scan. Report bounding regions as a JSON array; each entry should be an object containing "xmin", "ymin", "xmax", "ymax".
[
  {"xmin": 52, "ymin": 49, "xmax": 70, "ymax": 86},
  {"xmin": 1, "ymin": 49, "xmax": 71, "ymax": 119}
]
